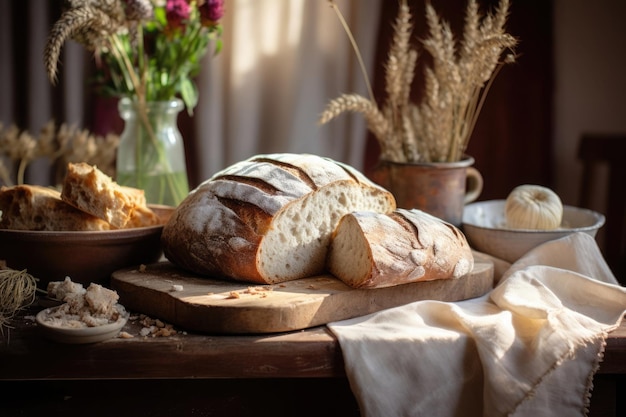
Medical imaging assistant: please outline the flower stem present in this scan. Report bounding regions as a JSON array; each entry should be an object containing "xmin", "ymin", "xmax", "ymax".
[{"xmin": 328, "ymin": 0, "xmax": 376, "ymax": 103}]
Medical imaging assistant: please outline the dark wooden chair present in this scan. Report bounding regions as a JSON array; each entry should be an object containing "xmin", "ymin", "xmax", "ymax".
[{"xmin": 577, "ymin": 134, "xmax": 626, "ymax": 284}]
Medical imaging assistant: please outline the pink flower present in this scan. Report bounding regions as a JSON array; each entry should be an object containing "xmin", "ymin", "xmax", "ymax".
[
  {"xmin": 199, "ymin": 0, "xmax": 225, "ymax": 26},
  {"xmin": 166, "ymin": 0, "xmax": 191, "ymax": 32}
]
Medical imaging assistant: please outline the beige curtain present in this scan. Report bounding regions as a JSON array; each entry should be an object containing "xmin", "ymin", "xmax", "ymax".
[
  {"xmin": 193, "ymin": 0, "xmax": 382, "ymax": 182},
  {"xmin": 0, "ymin": 0, "xmax": 382, "ymax": 187}
]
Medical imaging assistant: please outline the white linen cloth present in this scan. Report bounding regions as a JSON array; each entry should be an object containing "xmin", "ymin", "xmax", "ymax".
[{"xmin": 328, "ymin": 233, "xmax": 626, "ymax": 417}]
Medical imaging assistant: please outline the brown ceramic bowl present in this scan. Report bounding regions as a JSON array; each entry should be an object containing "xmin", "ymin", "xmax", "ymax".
[{"xmin": 0, "ymin": 205, "xmax": 174, "ymax": 289}]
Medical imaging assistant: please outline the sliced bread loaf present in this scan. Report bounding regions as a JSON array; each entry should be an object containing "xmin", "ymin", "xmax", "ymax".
[
  {"xmin": 161, "ymin": 153, "xmax": 396, "ymax": 284},
  {"xmin": 328, "ymin": 209, "xmax": 474, "ymax": 288}
]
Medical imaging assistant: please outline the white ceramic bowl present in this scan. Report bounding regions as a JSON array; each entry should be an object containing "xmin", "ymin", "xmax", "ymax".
[
  {"xmin": 462, "ymin": 200, "xmax": 605, "ymax": 263},
  {"xmin": 36, "ymin": 305, "xmax": 129, "ymax": 344}
]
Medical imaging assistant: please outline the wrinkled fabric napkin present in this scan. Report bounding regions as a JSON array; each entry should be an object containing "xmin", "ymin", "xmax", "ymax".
[{"xmin": 328, "ymin": 232, "xmax": 626, "ymax": 417}]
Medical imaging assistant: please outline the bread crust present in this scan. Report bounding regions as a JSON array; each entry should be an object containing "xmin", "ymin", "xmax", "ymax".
[
  {"xmin": 0, "ymin": 164, "xmax": 160, "ymax": 231},
  {"xmin": 328, "ymin": 209, "xmax": 474, "ymax": 289},
  {"xmin": 161, "ymin": 153, "xmax": 396, "ymax": 283},
  {"xmin": 0, "ymin": 185, "xmax": 111, "ymax": 231}
]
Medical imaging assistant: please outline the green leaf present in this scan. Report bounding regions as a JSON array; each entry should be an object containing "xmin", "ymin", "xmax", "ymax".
[{"xmin": 180, "ymin": 78, "xmax": 198, "ymax": 116}]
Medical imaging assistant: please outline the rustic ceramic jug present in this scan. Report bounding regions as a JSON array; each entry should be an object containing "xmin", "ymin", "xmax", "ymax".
[{"xmin": 370, "ymin": 156, "xmax": 483, "ymax": 226}]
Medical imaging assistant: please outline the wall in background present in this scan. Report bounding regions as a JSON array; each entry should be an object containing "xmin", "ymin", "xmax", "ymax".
[{"xmin": 553, "ymin": 0, "xmax": 626, "ymax": 207}]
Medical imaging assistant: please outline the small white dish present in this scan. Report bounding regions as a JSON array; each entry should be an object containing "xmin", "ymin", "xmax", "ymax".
[
  {"xmin": 36, "ymin": 305, "xmax": 129, "ymax": 344},
  {"xmin": 462, "ymin": 200, "xmax": 605, "ymax": 263}
]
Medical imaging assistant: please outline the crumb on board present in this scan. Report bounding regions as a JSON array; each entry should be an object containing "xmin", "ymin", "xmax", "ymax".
[
  {"xmin": 124, "ymin": 313, "xmax": 184, "ymax": 338},
  {"xmin": 222, "ymin": 286, "xmax": 274, "ymax": 300},
  {"xmin": 170, "ymin": 284, "xmax": 184, "ymax": 292},
  {"xmin": 226, "ymin": 291, "xmax": 240, "ymax": 299},
  {"xmin": 138, "ymin": 264, "xmax": 147, "ymax": 272},
  {"xmin": 243, "ymin": 286, "xmax": 273, "ymax": 295}
]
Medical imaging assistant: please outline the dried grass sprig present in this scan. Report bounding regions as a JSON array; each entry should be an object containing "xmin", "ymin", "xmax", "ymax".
[
  {"xmin": 419, "ymin": 0, "xmax": 517, "ymax": 161},
  {"xmin": 319, "ymin": 94, "xmax": 390, "ymax": 146},
  {"xmin": 319, "ymin": 0, "xmax": 419, "ymax": 162},
  {"xmin": 0, "ymin": 121, "xmax": 120, "ymax": 186},
  {"xmin": 0, "ymin": 267, "xmax": 39, "ymax": 334},
  {"xmin": 327, "ymin": 1, "xmax": 375, "ymax": 103},
  {"xmin": 385, "ymin": 1, "xmax": 415, "ymax": 109},
  {"xmin": 44, "ymin": 1, "xmax": 125, "ymax": 84},
  {"xmin": 320, "ymin": 0, "xmax": 517, "ymax": 163}
]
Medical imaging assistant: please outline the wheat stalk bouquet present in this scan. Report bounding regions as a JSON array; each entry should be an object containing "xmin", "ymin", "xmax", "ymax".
[{"xmin": 320, "ymin": 0, "xmax": 517, "ymax": 163}]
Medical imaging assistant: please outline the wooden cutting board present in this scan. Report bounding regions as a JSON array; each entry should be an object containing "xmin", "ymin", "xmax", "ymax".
[{"xmin": 111, "ymin": 258, "xmax": 494, "ymax": 334}]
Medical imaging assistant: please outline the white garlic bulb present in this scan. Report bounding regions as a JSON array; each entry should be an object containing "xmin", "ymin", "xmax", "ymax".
[{"xmin": 505, "ymin": 185, "xmax": 563, "ymax": 230}]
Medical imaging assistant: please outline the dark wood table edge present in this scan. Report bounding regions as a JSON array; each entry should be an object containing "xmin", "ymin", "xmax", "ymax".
[{"xmin": 1, "ymin": 306, "xmax": 624, "ymax": 381}]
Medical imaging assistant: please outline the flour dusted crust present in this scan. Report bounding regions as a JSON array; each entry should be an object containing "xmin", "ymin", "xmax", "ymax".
[
  {"xmin": 0, "ymin": 184, "xmax": 111, "ymax": 231},
  {"xmin": 328, "ymin": 209, "xmax": 474, "ymax": 289},
  {"xmin": 61, "ymin": 162, "xmax": 145, "ymax": 228},
  {"xmin": 162, "ymin": 153, "xmax": 396, "ymax": 284}
]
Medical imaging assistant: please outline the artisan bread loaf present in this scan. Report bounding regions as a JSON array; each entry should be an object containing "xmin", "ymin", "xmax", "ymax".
[
  {"xmin": 0, "ymin": 184, "xmax": 111, "ymax": 231},
  {"xmin": 61, "ymin": 162, "xmax": 155, "ymax": 228},
  {"xmin": 328, "ymin": 209, "xmax": 474, "ymax": 289},
  {"xmin": 162, "ymin": 153, "xmax": 396, "ymax": 284}
]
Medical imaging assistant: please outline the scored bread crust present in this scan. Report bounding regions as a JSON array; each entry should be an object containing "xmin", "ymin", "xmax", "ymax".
[
  {"xmin": 328, "ymin": 209, "xmax": 474, "ymax": 289},
  {"xmin": 161, "ymin": 153, "xmax": 396, "ymax": 284},
  {"xmin": 0, "ymin": 184, "xmax": 111, "ymax": 231}
]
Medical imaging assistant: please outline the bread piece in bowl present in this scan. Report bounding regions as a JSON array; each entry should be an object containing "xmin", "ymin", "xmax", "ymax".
[
  {"xmin": 61, "ymin": 162, "xmax": 155, "ymax": 228},
  {"xmin": 0, "ymin": 184, "xmax": 111, "ymax": 231}
]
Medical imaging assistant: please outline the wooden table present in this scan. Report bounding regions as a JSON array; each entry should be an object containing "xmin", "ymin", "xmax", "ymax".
[{"xmin": 1, "ymin": 302, "xmax": 624, "ymax": 417}]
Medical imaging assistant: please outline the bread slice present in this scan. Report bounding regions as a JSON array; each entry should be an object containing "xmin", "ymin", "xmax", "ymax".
[
  {"xmin": 162, "ymin": 153, "xmax": 396, "ymax": 284},
  {"xmin": 61, "ymin": 162, "xmax": 146, "ymax": 229},
  {"xmin": 328, "ymin": 209, "xmax": 474, "ymax": 289},
  {"xmin": 0, "ymin": 184, "xmax": 111, "ymax": 231}
]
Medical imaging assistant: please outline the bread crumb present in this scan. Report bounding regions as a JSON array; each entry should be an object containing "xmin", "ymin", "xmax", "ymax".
[
  {"xmin": 153, "ymin": 327, "xmax": 176, "ymax": 337},
  {"xmin": 41, "ymin": 278, "xmax": 124, "ymax": 328},
  {"xmin": 138, "ymin": 264, "xmax": 147, "ymax": 272},
  {"xmin": 47, "ymin": 276, "xmax": 86, "ymax": 301},
  {"xmin": 244, "ymin": 286, "xmax": 273, "ymax": 295},
  {"xmin": 130, "ymin": 314, "xmax": 178, "ymax": 338},
  {"xmin": 226, "ymin": 291, "xmax": 240, "ymax": 299},
  {"xmin": 118, "ymin": 331, "xmax": 134, "ymax": 339},
  {"xmin": 170, "ymin": 284, "xmax": 184, "ymax": 292}
]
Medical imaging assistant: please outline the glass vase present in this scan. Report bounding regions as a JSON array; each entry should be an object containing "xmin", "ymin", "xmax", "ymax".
[{"xmin": 116, "ymin": 97, "xmax": 190, "ymax": 207}]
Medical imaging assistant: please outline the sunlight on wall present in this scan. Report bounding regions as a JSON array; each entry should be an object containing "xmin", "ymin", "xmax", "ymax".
[
  {"xmin": 195, "ymin": 0, "xmax": 382, "ymax": 180},
  {"xmin": 231, "ymin": 0, "xmax": 306, "ymax": 86}
]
